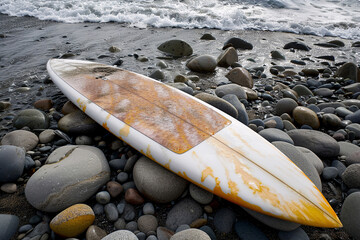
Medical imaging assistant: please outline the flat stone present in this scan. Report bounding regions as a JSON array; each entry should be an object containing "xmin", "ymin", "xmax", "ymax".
[
  {"xmin": 284, "ymin": 42, "xmax": 310, "ymax": 51},
  {"xmin": 138, "ymin": 215, "xmax": 158, "ymax": 235},
  {"xmin": 102, "ymin": 230, "xmax": 138, "ymax": 240},
  {"xmin": 224, "ymin": 37, "xmax": 253, "ymax": 50},
  {"xmin": 314, "ymin": 88, "xmax": 333, "ymax": 97},
  {"xmin": 186, "ymin": 55, "xmax": 217, "ymax": 72},
  {"xmin": 158, "ymin": 40, "xmax": 193, "ymax": 57},
  {"xmin": 215, "ymin": 84, "xmax": 247, "ymax": 100},
  {"xmin": 1, "ymin": 130, "xmax": 39, "ymax": 151},
  {"xmin": 133, "ymin": 156, "xmax": 187, "ymax": 203},
  {"xmin": 25, "ymin": 145, "xmax": 110, "ymax": 212},
  {"xmin": 222, "ymin": 94, "xmax": 249, "ymax": 125},
  {"xmin": 0, "ymin": 145, "xmax": 25, "ymax": 183},
  {"xmin": 234, "ymin": 220, "xmax": 268, "ymax": 240},
  {"xmin": 58, "ymin": 110, "xmax": 100, "ymax": 135},
  {"xmin": 170, "ymin": 229, "xmax": 210, "ymax": 240},
  {"xmin": 275, "ymin": 98, "xmax": 298, "ymax": 115},
  {"xmin": 259, "ymin": 128, "xmax": 294, "ymax": 144},
  {"xmin": 225, "ymin": 67, "xmax": 253, "ymax": 88},
  {"xmin": 13, "ymin": 109, "xmax": 49, "ymax": 130},
  {"xmin": 0, "ymin": 214, "xmax": 19, "ymax": 240},
  {"xmin": 287, "ymin": 129, "xmax": 340, "ymax": 158},
  {"xmin": 189, "ymin": 183, "xmax": 213, "ymax": 205},
  {"xmin": 0, "ymin": 183, "xmax": 17, "ymax": 193},
  {"xmin": 50, "ymin": 204, "xmax": 95, "ymax": 238},
  {"xmin": 340, "ymin": 192, "xmax": 360, "ymax": 240},
  {"xmin": 292, "ymin": 85, "xmax": 313, "ymax": 97},
  {"xmin": 104, "ymin": 203, "xmax": 119, "ymax": 222},
  {"xmin": 296, "ymin": 147, "xmax": 324, "ymax": 175},
  {"xmin": 166, "ymin": 198, "xmax": 203, "ymax": 231},
  {"xmin": 342, "ymin": 164, "xmax": 360, "ymax": 188},
  {"xmin": 195, "ymin": 92, "xmax": 238, "ymax": 118},
  {"xmin": 346, "ymin": 123, "xmax": 360, "ymax": 138}
]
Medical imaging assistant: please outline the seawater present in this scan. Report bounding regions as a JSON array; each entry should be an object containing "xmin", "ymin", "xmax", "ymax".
[{"xmin": 0, "ymin": 0, "xmax": 359, "ymax": 39}]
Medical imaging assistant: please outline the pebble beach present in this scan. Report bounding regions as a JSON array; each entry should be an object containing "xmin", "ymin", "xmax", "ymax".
[{"xmin": 1, "ymin": 12, "xmax": 360, "ymax": 240}]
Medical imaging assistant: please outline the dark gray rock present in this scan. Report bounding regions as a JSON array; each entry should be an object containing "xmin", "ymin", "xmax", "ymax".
[
  {"xmin": 1, "ymin": 130, "xmax": 39, "ymax": 151},
  {"xmin": 167, "ymin": 83, "xmax": 194, "ymax": 95},
  {"xmin": 342, "ymin": 164, "xmax": 360, "ymax": 188},
  {"xmin": 0, "ymin": 214, "xmax": 19, "ymax": 240},
  {"xmin": 263, "ymin": 116, "xmax": 284, "ymax": 129},
  {"xmin": 340, "ymin": 192, "xmax": 360, "ymax": 240},
  {"xmin": 259, "ymin": 128, "xmax": 294, "ymax": 144},
  {"xmin": 287, "ymin": 129, "xmax": 340, "ymax": 158},
  {"xmin": 166, "ymin": 198, "xmax": 202, "ymax": 231},
  {"xmin": 346, "ymin": 123, "xmax": 360, "ymax": 138},
  {"xmin": 336, "ymin": 62, "xmax": 360, "ymax": 82},
  {"xmin": 215, "ymin": 84, "xmax": 247, "ymax": 100},
  {"xmin": 224, "ymin": 37, "xmax": 253, "ymax": 50},
  {"xmin": 186, "ymin": 55, "xmax": 217, "ymax": 72},
  {"xmin": 158, "ymin": 40, "xmax": 193, "ymax": 57},
  {"xmin": 234, "ymin": 220, "xmax": 268, "ymax": 240},
  {"xmin": 58, "ymin": 110, "xmax": 100, "ymax": 135},
  {"xmin": 195, "ymin": 93, "xmax": 238, "ymax": 118},
  {"xmin": 284, "ymin": 42, "xmax": 310, "ymax": 51},
  {"xmin": 275, "ymin": 98, "xmax": 298, "ymax": 115},
  {"xmin": 213, "ymin": 208, "xmax": 236, "ymax": 233},
  {"xmin": 296, "ymin": 147, "xmax": 324, "ymax": 175},
  {"xmin": 222, "ymin": 94, "xmax": 248, "ymax": 125},
  {"xmin": 13, "ymin": 109, "xmax": 49, "ymax": 130},
  {"xmin": 345, "ymin": 109, "xmax": 360, "ymax": 123},
  {"xmin": 322, "ymin": 167, "xmax": 339, "ymax": 180},
  {"xmin": 278, "ymin": 227, "xmax": 309, "ymax": 240},
  {"xmin": 0, "ymin": 145, "xmax": 25, "ymax": 183}
]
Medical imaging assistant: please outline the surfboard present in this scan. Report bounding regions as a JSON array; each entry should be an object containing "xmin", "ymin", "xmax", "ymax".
[{"xmin": 47, "ymin": 59, "xmax": 342, "ymax": 228}]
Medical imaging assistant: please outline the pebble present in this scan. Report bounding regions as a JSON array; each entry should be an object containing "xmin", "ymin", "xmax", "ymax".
[
  {"xmin": 0, "ymin": 145, "xmax": 25, "ymax": 183},
  {"xmin": 61, "ymin": 101, "xmax": 78, "ymax": 115},
  {"xmin": 133, "ymin": 156, "xmax": 187, "ymax": 203},
  {"xmin": 102, "ymin": 230, "xmax": 138, "ymax": 240},
  {"xmin": 58, "ymin": 110, "xmax": 100, "ymax": 135},
  {"xmin": 0, "ymin": 183, "xmax": 17, "ymax": 193},
  {"xmin": 125, "ymin": 188, "xmax": 144, "ymax": 205},
  {"xmin": 213, "ymin": 208, "xmax": 236, "ymax": 233},
  {"xmin": 195, "ymin": 92, "xmax": 238, "ymax": 118},
  {"xmin": 217, "ymin": 47, "xmax": 238, "ymax": 67},
  {"xmin": 121, "ymin": 203, "xmax": 136, "ymax": 221},
  {"xmin": 302, "ymin": 68, "xmax": 319, "ymax": 77},
  {"xmin": 114, "ymin": 218, "xmax": 126, "ymax": 230},
  {"xmin": 263, "ymin": 116, "xmax": 284, "ymax": 129},
  {"xmin": 166, "ymin": 198, "xmax": 203, "ymax": 231},
  {"xmin": 25, "ymin": 221, "xmax": 50, "ymax": 239},
  {"xmin": 75, "ymin": 135, "xmax": 93, "ymax": 145},
  {"xmin": 215, "ymin": 84, "xmax": 247, "ymax": 99},
  {"xmin": 109, "ymin": 156, "xmax": 127, "ymax": 170},
  {"xmin": 93, "ymin": 204, "xmax": 104, "ymax": 215},
  {"xmin": 167, "ymin": 83, "xmax": 194, "ymax": 95},
  {"xmin": 314, "ymin": 88, "xmax": 334, "ymax": 97},
  {"xmin": 336, "ymin": 62, "xmax": 360, "ymax": 82},
  {"xmin": 157, "ymin": 227, "xmax": 175, "ymax": 240},
  {"xmin": 225, "ymin": 67, "xmax": 253, "ymax": 88},
  {"xmin": 138, "ymin": 215, "xmax": 158, "ymax": 234},
  {"xmin": 275, "ymin": 98, "xmax": 298, "ymax": 115},
  {"xmin": 200, "ymin": 33, "xmax": 216, "ymax": 40},
  {"xmin": 34, "ymin": 99, "xmax": 53, "ymax": 111},
  {"xmin": 186, "ymin": 55, "xmax": 217, "ymax": 72},
  {"xmin": 149, "ymin": 69, "xmax": 165, "ymax": 80},
  {"xmin": 143, "ymin": 203, "xmax": 155, "ymax": 215},
  {"xmin": 106, "ymin": 181, "xmax": 124, "ymax": 198},
  {"xmin": 104, "ymin": 203, "xmax": 119, "ymax": 222},
  {"xmin": 283, "ymin": 41, "xmax": 310, "ymax": 51},
  {"xmin": 287, "ymin": 129, "xmax": 340, "ymax": 158},
  {"xmin": 224, "ymin": 37, "xmax": 253, "ymax": 50},
  {"xmin": 13, "ymin": 109, "xmax": 49, "ymax": 129},
  {"xmin": 157, "ymin": 40, "xmax": 193, "ymax": 57},
  {"xmin": 86, "ymin": 225, "xmax": 107, "ymax": 240},
  {"xmin": 18, "ymin": 224, "xmax": 33, "ymax": 233},
  {"xmin": 340, "ymin": 192, "xmax": 360, "ymax": 240},
  {"xmin": 96, "ymin": 191, "xmax": 111, "ymax": 204},
  {"xmin": 271, "ymin": 50, "xmax": 285, "ymax": 60},
  {"xmin": 342, "ymin": 164, "xmax": 360, "ymax": 188},
  {"xmin": 234, "ymin": 220, "xmax": 268, "ymax": 240},
  {"xmin": 293, "ymin": 106, "xmax": 320, "ymax": 129},
  {"xmin": 1, "ymin": 130, "xmax": 39, "ymax": 151},
  {"xmin": 0, "ymin": 214, "xmax": 19, "ymax": 240},
  {"xmin": 338, "ymin": 141, "xmax": 360, "ymax": 165},
  {"xmin": 222, "ymin": 94, "xmax": 249, "ymax": 125},
  {"xmin": 278, "ymin": 227, "xmax": 309, "ymax": 240},
  {"xmin": 259, "ymin": 128, "xmax": 294, "ymax": 144},
  {"xmin": 170, "ymin": 229, "xmax": 211, "ymax": 240},
  {"xmin": 332, "ymin": 160, "xmax": 347, "ymax": 176},
  {"xmin": 25, "ymin": 145, "xmax": 110, "ymax": 212},
  {"xmin": 292, "ymin": 85, "xmax": 314, "ymax": 97},
  {"xmin": 49, "ymin": 204, "xmax": 95, "ymax": 238},
  {"xmin": 39, "ymin": 129, "xmax": 56, "ymax": 143},
  {"xmin": 346, "ymin": 123, "xmax": 360, "ymax": 138},
  {"xmin": 125, "ymin": 221, "xmax": 138, "ymax": 231},
  {"xmin": 322, "ymin": 167, "xmax": 339, "ymax": 180},
  {"xmin": 189, "ymin": 183, "xmax": 213, "ymax": 205},
  {"xmin": 296, "ymin": 147, "xmax": 324, "ymax": 174},
  {"xmin": 0, "ymin": 101, "xmax": 11, "ymax": 110},
  {"xmin": 117, "ymin": 171, "xmax": 129, "ymax": 183},
  {"xmin": 345, "ymin": 109, "xmax": 360, "ymax": 123},
  {"xmin": 322, "ymin": 113, "xmax": 342, "ymax": 129}
]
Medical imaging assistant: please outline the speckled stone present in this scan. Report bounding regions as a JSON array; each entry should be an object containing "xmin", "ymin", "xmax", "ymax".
[
  {"xmin": 342, "ymin": 164, "xmax": 360, "ymax": 188},
  {"xmin": 1, "ymin": 130, "xmax": 39, "ymax": 151},
  {"xmin": 50, "ymin": 204, "xmax": 95, "ymax": 238},
  {"xmin": 170, "ymin": 228, "xmax": 211, "ymax": 240},
  {"xmin": 138, "ymin": 215, "xmax": 158, "ymax": 234},
  {"xmin": 158, "ymin": 40, "xmax": 193, "ymax": 57},
  {"xmin": 102, "ymin": 230, "xmax": 138, "ymax": 240},
  {"xmin": 13, "ymin": 109, "xmax": 49, "ymax": 130}
]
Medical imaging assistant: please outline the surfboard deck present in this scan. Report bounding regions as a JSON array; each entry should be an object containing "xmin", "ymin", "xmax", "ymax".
[{"xmin": 47, "ymin": 59, "xmax": 342, "ymax": 228}]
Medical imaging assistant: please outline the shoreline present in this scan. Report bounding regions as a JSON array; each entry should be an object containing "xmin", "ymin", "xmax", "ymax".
[{"xmin": 0, "ymin": 13, "xmax": 360, "ymax": 240}]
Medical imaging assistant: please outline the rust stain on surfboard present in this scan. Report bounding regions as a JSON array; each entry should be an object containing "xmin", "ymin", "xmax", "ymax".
[{"xmin": 58, "ymin": 63, "xmax": 231, "ymax": 154}]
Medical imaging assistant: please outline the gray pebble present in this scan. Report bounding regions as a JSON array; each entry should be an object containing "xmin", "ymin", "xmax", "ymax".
[
  {"xmin": 213, "ymin": 208, "xmax": 236, "ymax": 233},
  {"xmin": 278, "ymin": 227, "xmax": 309, "ymax": 240},
  {"xmin": 104, "ymin": 203, "xmax": 119, "ymax": 222},
  {"xmin": 143, "ymin": 203, "xmax": 155, "ymax": 215},
  {"xmin": 322, "ymin": 167, "xmax": 339, "ymax": 180},
  {"xmin": 96, "ymin": 191, "xmax": 111, "ymax": 204}
]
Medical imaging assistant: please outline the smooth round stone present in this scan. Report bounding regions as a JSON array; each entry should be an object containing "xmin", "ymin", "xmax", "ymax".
[
  {"xmin": 25, "ymin": 145, "xmax": 110, "ymax": 212},
  {"xmin": 50, "ymin": 204, "xmax": 95, "ymax": 238},
  {"xmin": 34, "ymin": 99, "xmax": 53, "ymax": 111},
  {"xmin": 225, "ymin": 67, "xmax": 253, "ymax": 88},
  {"xmin": 293, "ymin": 106, "xmax": 320, "ymax": 129},
  {"xmin": 61, "ymin": 101, "xmax": 78, "ymax": 115},
  {"xmin": 283, "ymin": 120, "xmax": 297, "ymax": 131},
  {"xmin": 93, "ymin": 203, "xmax": 104, "ymax": 215},
  {"xmin": 0, "ymin": 214, "xmax": 19, "ymax": 240},
  {"xmin": 213, "ymin": 208, "xmax": 236, "ymax": 233},
  {"xmin": 278, "ymin": 227, "xmax": 309, "ymax": 240},
  {"xmin": 133, "ymin": 156, "xmax": 187, "ymax": 204},
  {"xmin": 296, "ymin": 147, "xmax": 324, "ymax": 175},
  {"xmin": 86, "ymin": 225, "xmax": 107, "ymax": 240},
  {"xmin": 175, "ymin": 224, "xmax": 190, "ymax": 233},
  {"xmin": 138, "ymin": 215, "xmax": 158, "ymax": 234},
  {"xmin": 0, "ymin": 101, "xmax": 11, "ymax": 110},
  {"xmin": 273, "ymin": 141, "xmax": 322, "ymax": 191},
  {"xmin": 114, "ymin": 218, "xmax": 126, "ymax": 230},
  {"xmin": 199, "ymin": 226, "xmax": 216, "ymax": 240},
  {"xmin": 322, "ymin": 113, "xmax": 342, "ymax": 129},
  {"xmin": 96, "ymin": 191, "xmax": 111, "ymax": 204},
  {"xmin": 217, "ymin": 47, "xmax": 238, "ymax": 67},
  {"xmin": 117, "ymin": 172, "xmax": 129, "ymax": 183},
  {"xmin": 0, "ymin": 145, "xmax": 25, "ymax": 183},
  {"xmin": 284, "ymin": 41, "xmax": 310, "ymax": 51},
  {"xmin": 186, "ymin": 55, "xmax": 217, "ymax": 72},
  {"xmin": 136, "ymin": 232, "xmax": 146, "ymax": 240},
  {"xmin": 124, "ymin": 155, "xmax": 139, "ymax": 173},
  {"xmin": 346, "ymin": 123, "xmax": 360, "ymax": 138},
  {"xmin": 75, "ymin": 135, "xmax": 93, "ymax": 145},
  {"xmin": 25, "ymin": 221, "xmax": 50, "ymax": 239},
  {"xmin": 340, "ymin": 192, "xmax": 360, "ymax": 240},
  {"xmin": 292, "ymin": 85, "xmax": 313, "ymax": 97},
  {"xmin": 322, "ymin": 167, "xmax": 339, "ymax": 180},
  {"xmin": 336, "ymin": 62, "xmax": 359, "ymax": 82},
  {"xmin": 195, "ymin": 92, "xmax": 238, "ymax": 118},
  {"xmin": 13, "ymin": 109, "xmax": 49, "ymax": 129},
  {"xmin": 215, "ymin": 84, "xmax": 247, "ymax": 99},
  {"xmin": 347, "ymin": 151, "xmax": 360, "ymax": 165},
  {"xmin": 189, "ymin": 183, "xmax": 213, "ymax": 205},
  {"xmin": 106, "ymin": 181, "xmax": 124, "ymax": 198},
  {"xmin": 332, "ymin": 160, "xmax": 347, "ymax": 176},
  {"xmin": 287, "ymin": 129, "xmax": 340, "ymax": 158},
  {"xmin": 170, "ymin": 229, "xmax": 210, "ymax": 240},
  {"xmin": 338, "ymin": 141, "xmax": 360, "ymax": 161},
  {"xmin": 343, "ymin": 83, "xmax": 360, "ymax": 93},
  {"xmin": 166, "ymin": 198, "xmax": 203, "ymax": 231},
  {"xmin": 224, "ymin": 37, "xmax": 253, "ymax": 50},
  {"xmin": 39, "ymin": 129, "xmax": 56, "ymax": 144},
  {"xmin": 102, "ymin": 230, "xmax": 138, "ymax": 240},
  {"xmin": 149, "ymin": 69, "xmax": 165, "ymax": 80},
  {"xmin": 58, "ymin": 110, "xmax": 100, "ymax": 135},
  {"xmin": 234, "ymin": 220, "xmax": 268, "ymax": 240},
  {"xmin": 109, "ymin": 156, "xmax": 127, "ymax": 170},
  {"xmin": 125, "ymin": 221, "xmax": 138, "ymax": 231},
  {"xmin": 121, "ymin": 203, "xmax": 136, "ymax": 221},
  {"xmin": 157, "ymin": 40, "xmax": 193, "ymax": 57},
  {"xmin": 125, "ymin": 188, "xmax": 144, "ymax": 205},
  {"xmin": 0, "ymin": 183, "xmax": 17, "ymax": 193},
  {"xmin": 345, "ymin": 110, "xmax": 360, "ymax": 124},
  {"xmin": 275, "ymin": 98, "xmax": 298, "ymax": 115},
  {"xmin": 314, "ymin": 88, "xmax": 333, "ymax": 97},
  {"xmin": 146, "ymin": 235, "xmax": 158, "ymax": 240},
  {"xmin": 222, "ymin": 94, "xmax": 248, "ymax": 125},
  {"xmin": 143, "ymin": 203, "xmax": 155, "ymax": 215},
  {"xmin": 1, "ymin": 130, "xmax": 39, "ymax": 151},
  {"xmin": 301, "ymin": 68, "xmax": 319, "ymax": 77},
  {"xmin": 263, "ymin": 116, "xmax": 284, "ymax": 129},
  {"xmin": 104, "ymin": 203, "xmax": 119, "ymax": 222},
  {"xmin": 156, "ymin": 60, "xmax": 168, "ymax": 69},
  {"xmin": 167, "ymin": 83, "xmax": 194, "ymax": 95},
  {"xmin": 342, "ymin": 164, "xmax": 360, "ymax": 188},
  {"xmin": 259, "ymin": 128, "xmax": 294, "ymax": 144}
]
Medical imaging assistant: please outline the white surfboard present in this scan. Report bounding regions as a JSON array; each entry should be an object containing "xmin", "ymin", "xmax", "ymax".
[{"xmin": 47, "ymin": 59, "xmax": 342, "ymax": 228}]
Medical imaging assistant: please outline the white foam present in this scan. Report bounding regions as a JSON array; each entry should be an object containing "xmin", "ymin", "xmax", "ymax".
[{"xmin": 0, "ymin": 0, "xmax": 359, "ymax": 39}]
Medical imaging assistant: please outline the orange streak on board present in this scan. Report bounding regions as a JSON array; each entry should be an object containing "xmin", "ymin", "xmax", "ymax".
[{"xmin": 58, "ymin": 63, "xmax": 230, "ymax": 154}]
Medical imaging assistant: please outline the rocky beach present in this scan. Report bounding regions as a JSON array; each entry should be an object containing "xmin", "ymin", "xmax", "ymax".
[{"xmin": 1, "ymin": 12, "xmax": 360, "ymax": 240}]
